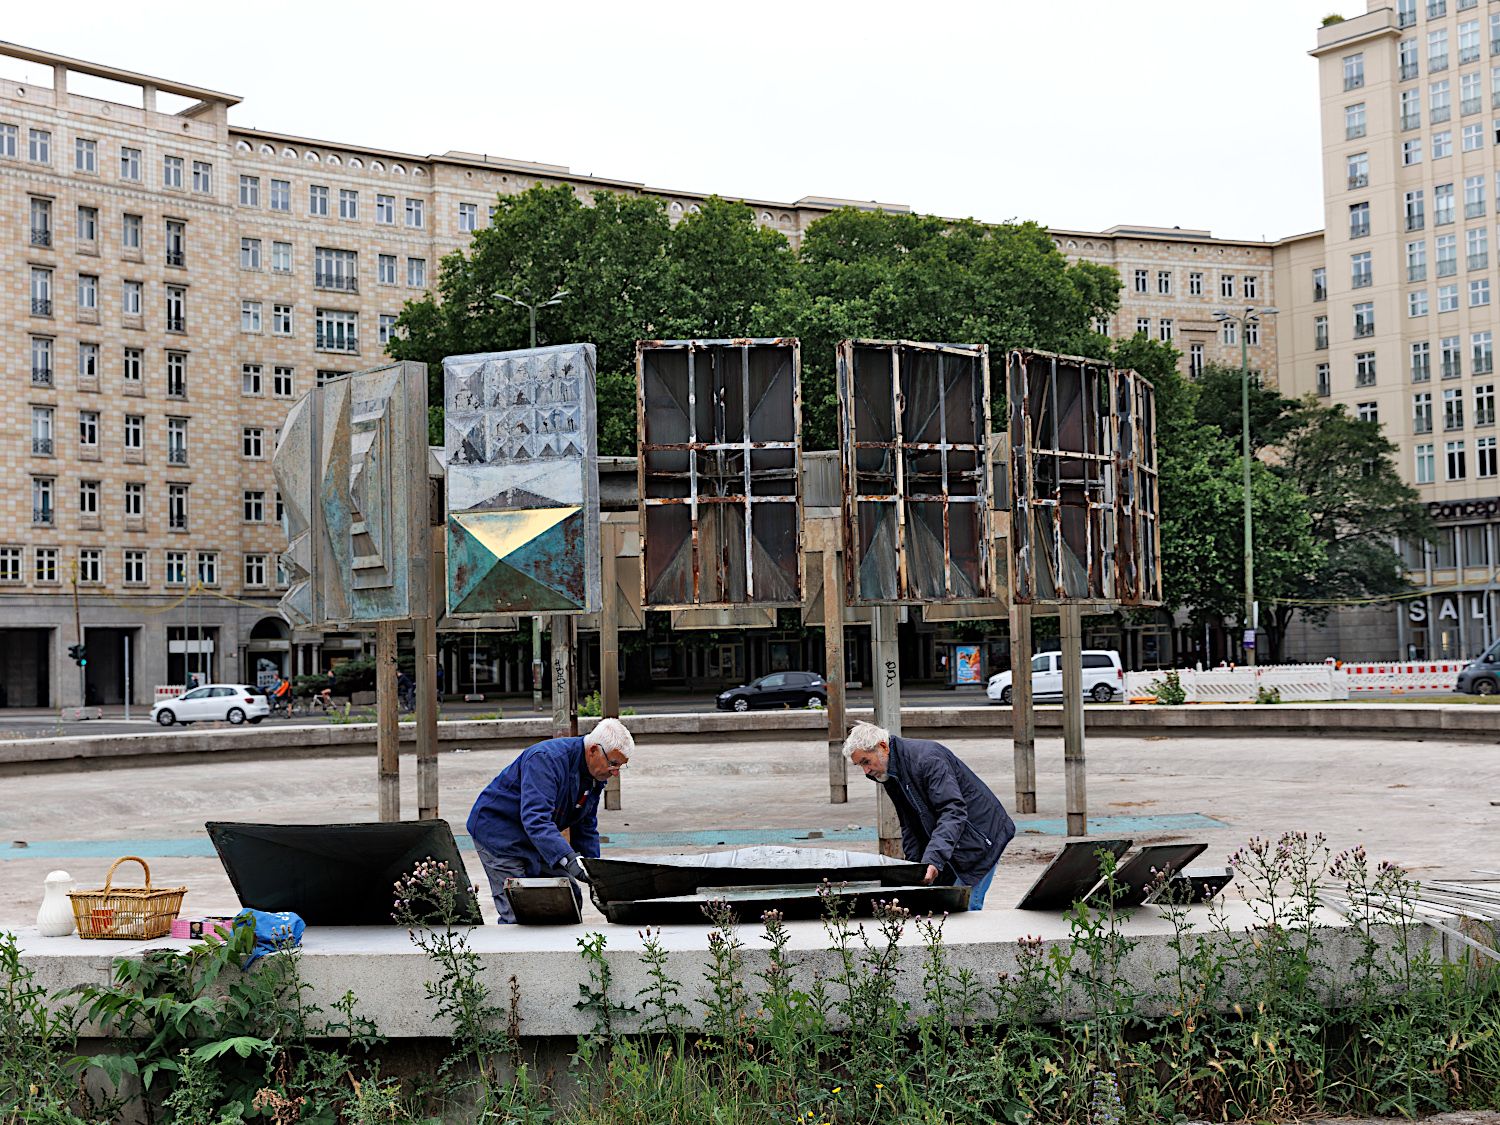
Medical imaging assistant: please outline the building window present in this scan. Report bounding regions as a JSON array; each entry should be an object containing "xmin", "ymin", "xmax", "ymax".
[
  {"xmin": 30, "ymin": 267, "xmax": 52, "ymax": 317},
  {"xmin": 1411, "ymin": 288, "xmax": 1430, "ymax": 316},
  {"xmin": 1353, "ymin": 301, "xmax": 1376, "ymax": 337},
  {"xmin": 76, "ymin": 206, "xmax": 97, "ymax": 244},
  {"xmin": 167, "ymin": 418, "xmax": 188, "ymax": 465},
  {"xmin": 119, "ymin": 145, "xmax": 140, "ymax": 181},
  {"xmin": 31, "ymin": 337, "xmax": 52, "ymax": 385},
  {"xmin": 1131, "ymin": 268, "xmax": 1147, "ymax": 294},
  {"xmin": 1344, "ymin": 52, "xmax": 1365, "ymax": 90},
  {"xmin": 1443, "ymin": 335, "xmax": 1463, "ymax": 378},
  {"xmin": 405, "ymin": 198, "xmax": 424, "ymax": 228},
  {"xmin": 78, "ymin": 343, "xmax": 99, "ymax": 380},
  {"xmin": 1468, "ymin": 226, "xmax": 1489, "ymax": 269},
  {"xmin": 32, "ymin": 477, "xmax": 53, "ymax": 525},
  {"xmin": 1154, "ymin": 270, "xmax": 1171, "ymax": 295},
  {"xmin": 197, "ymin": 552, "xmax": 218, "ymax": 587},
  {"xmin": 1445, "ymin": 387, "xmax": 1467, "ymax": 429},
  {"xmin": 242, "ymin": 300, "xmax": 262, "ymax": 333},
  {"xmin": 459, "ymin": 202, "xmax": 478, "ymax": 232},
  {"xmin": 1433, "ymin": 128, "xmax": 1453, "ymax": 158},
  {"xmin": 407, "ymin": 258, "xmax": 426, "ymax": 287},
  {"xmin": 1351, "ymin": 251, "xmax": 1373, "ymax": 288},
  {"xmin": 315, "ymin": 309, "xmax": 358, "ymax": 352},
  {"xmin": 35, "ymin": 548, "xmax": 57, "ymax": 584},
  {"xmin": 165, "ymin": 219, "xmax": 185, "ymax": 267},
  {"xmin": 1316, "ymin": 362, "xmax": 1331, "ymax": 396},
  {"xmin": 1348, "ymin": 151, "xmax": 1370, "ymax": 189},
  {"xmin": 77, "ymin": 549, "xmax": 102, "ymax": 585},
  {"xmin": 1436, "ymin": 182, "xmax": 1456, "ymax": 224},
  {"xmin": 242, "ymin": 364, "xmax": 263, "ymax": 395},
  {"xmin": 1355, "ymin": 351, "xmax": 1378, "ymax": 387},
  {"xmin": 1314, "ymin": 315, "xmax": 1329, "ymax": 350},
  {"xmin": 239, "ymin": 175, "xmax": 260, "ymax": 206},
  {"xmin": 1474, "ymin": 330, "xmax": 1495, "ymax": 373},
  {"xmin": 124, "ymin": 482, "xmax": 143, "ymax": 518},
  {"xmin": 122, "ymin": 213, "xmax": 141, "ymax": 252},
  {"xmin": 379, "ymin": 313, "xmax": 399, "ymax": 345},
  {"xmin": 78, "ymin": 410, "xmax": 99, "ymax": 450},
  {"xmin": 1189, "ymin": 343, "xmax": 1205, "ymax": 377},
  {"xmin": 191, "ymin": 161, "xmax": 212, "ymax": 193},
  {"xmin": 1431, "ymin": 28, "xmax": 1450, "ymax": 71},
  {"xmin": 1404, "ymin": 137, "xmax": 1424, "ymax": 165},
  {"xmin": 379, "ymin": 254, "xmax": 397, "ymax": 285},
  {"xmin": 1463, "ymin": 68, "xmax": 1484, "ymax": 113},
  {"xmin": 243, "ymin": 490, "xmax": 264, "ymax": 522},
  {"xmin": 168, "ymin": 484, "xmax": 188, "ymax": 531},
  {"xmin": 243, "ymin": 427, "xmax": 264, "ymax": 459},
  {"xmin": 1136, "ymin": 317, "xmax": 1152, "ymax": 337},
  {"xmin": 1462, "ymin": 18, "xmax": 1482, "ymax": 63},
  {"xmin": 275, "ymin": 491, "xmax": 284, "ymax": 525},
  {"xmin": 1413, "ymin": 340, "xmax": 1433, "ymax": 381},
  {"xmin": 79, "ymin": 479, "xmax": 99, "ymax": 517},
  {"xmin": 1466, "ymin": 174, "xmax": 1488, "ymax": 218},
  {"xmin": 1406, "ymin": 189, "xmax": 1426, "ymax": 230},
  {"xmin": 314, "ymin": 247, "xmax": 358, "ymax": 291},
  {"xmin": 274, "ymin": 366, "xmax": 294, "ymax": 398},
  {"xmin": 272, "ymin": 241, "xmax": 292, "ymax": 273},
  {"xmin": 1220, "ymin": 274, "xmax": 1235, "ymax": 299},
  {"xmin": 1349, "ymin": 202, "xmax": 1371, "ymax": 238},
  {"xmin": 1439, "ymin": 283, "xmax": 1460, "ymax": 311},
  {"xmin": 270, "ymin": 179, "xmax": 290, "ymax": 212},
  {"xmin": 30, "ymin": 406, "xmax": 53, "ymax": 455},
  {"xmin": 27, "ymin": 196, "xmax": 50, "ymax": 245},
  {"xmin": 1244, "ymin": 275, "xmax": 1258, "ymax": 300},
  {"xmin": 273, "ymin": 304, "xmax": 293, "ymax": 335},
  {"xmin": 240, "ymin": 237, "xmax": 261, "ymax": 270},
  {"xmin": 1416, "ymin": 442, "xmax": 1436, "ymax": 483},
  {"xmin": 1400, "ymin": 36, "xmax": 1419, "ymax": 79},
  {"xmin": 244, "ymin": 554, "xmax": 267, "ymax": 588},
  {"xmin": 162, "ymin": 154, "xmax": 183, "ymax": 189},
  {"xmin": 1312, "ymin": 266, "xmax": 1327, "ymax": 300},
  {"xmin": 1415, "ymin": 392, "xmax": 1434, "ymax": 433},
  {"xmin": 1402, "ymin": 87, "xmax": 1422, "ymax": 129},
  {"xmin": 1438, "ymin": 232, "xmax": 1458, "ymax": 275},
  {"xmin": 124, "ymin": 414, "xmax": 143, "ymax": 449},
  {"xmin": 1447, "ymin": 440, "xmax": 1468, "ymax": 479},
  {"xmin": 0, "ymin": 548, "xmax": 22, "ymax": 585},
  {"xmin": 1471, "ymin": 278, "xmax": 1492, "ymax": 306},
  {"xmin": 339, "ymin": 188, "xmax": 358, "ymax": 220},
  {"xmin": 1346, "ymin": 102, "xmax": 1367, "ymax": 139},
  {"xmin": 166, "ymin": 351, "xmax": 187, "ymax": 398},
  {"xmin": 1158, "ymin": 318, "xmax": 1174, "ymax": 342},
  {"xmin": 1432, "ymin": 77, "xmax": 1453, "ymax": 122},
  {"xmin": 123, "ymin": 280, "xmax": 142, "ymax": 317},
  {"xmin": 0, "ymin": 123, "xmax": 14, "ymax": 159},
  {"xmin": 376, "ymin": 194, "xmax": 394, "ymax": 224},
  {"xmin": 1188, "ymin": 271, "xmax": 1203, "ymax": 296},
  {"xmin": 1246, "ymin": 319, "xmax": 1261, "ymax": 346},
  {"xmin": 1221, "ymin": 319, "xmax": 1238, "ymax": 346},
  {"xmin": 28, "ymin": 129, "xmax": 50, "ymax": 164},
  {"xmin": 124, "ymin": 550, "xmax": 146, "ymax": 586},
  {"xmin": 165, "ymin": 551, "xmax": 186, "ymax": 586},
  {"xmin": 1478, "ymin": 435, "xmax": 1498, "ymax": 476},
  {"xmin": 1476, "ymin": 381, "xmax": 1496, "ymax": 423},
  {"xmin": 123, "ymin": 347, "xmax": 142, "ymax": 384},
  {"xmin": 77, "ymin": 274, "xmax": 97, "ymax": 312},
  {"xmin": 1357, "ymin": 402, "xmax": 1379, "ymax": 423},
  {"xmin": 309, "ymin": 184, "xmax": 329, "ymax": 216}
]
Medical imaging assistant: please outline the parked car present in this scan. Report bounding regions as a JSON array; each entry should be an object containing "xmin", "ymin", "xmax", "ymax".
[
  {"xmin": 987, "ymin": 650, "xmax": 1124, "ymax": 705},
  {"xmin": 152, "ymin": 684, "xmax": 271, "ymax": 726},
  {"xmin": 717, "ymin": 671, "xmax": 827, "ymax": 712},
  {"xmin": 1456, "ymin": 639, "xmax": 1500, "ymax": 696}
]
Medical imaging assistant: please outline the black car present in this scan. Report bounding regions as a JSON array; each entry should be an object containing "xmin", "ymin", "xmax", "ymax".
[{"xmin": 716, "ymin": 671, "xmax": 827, "ymax": 712}]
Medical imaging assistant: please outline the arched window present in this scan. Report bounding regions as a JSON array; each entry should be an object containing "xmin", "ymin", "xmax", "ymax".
[
  {"xmin": 235, "ymin": 140, "xmax": 251, "ymax": 152},
  {"xmin": 282, "ymin": 147, "xmax": 298, "ymax": 159},
  {"xmin": 348, "ymin": 157, "xmax": 363, "ymax": 169},
  {"xmin": 305, "ymin": 151, "xmax": 320, "ymax": 163},
  {"xmin": 259, "ymin": 144, "xmax": 274, "ymax": 156},
  {"xmin": 392, "ymin": 163, "xmax": 406, "ymax": 175},
  {"xmin": 370, "ymin": 160, "xmax": 385, "ymax": 173},
  {"xmin": 327, "ymin": 153, "xmax": 341, "ymax": 166}
]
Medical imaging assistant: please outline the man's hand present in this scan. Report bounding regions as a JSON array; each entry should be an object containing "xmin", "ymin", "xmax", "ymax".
[
  {"xmin": 923, "ymin": 864, "xmax": 939, "ymax": 885},
  {"xmin": 563, "ymin": 854, "xmax": 591, "ymax": 885}
]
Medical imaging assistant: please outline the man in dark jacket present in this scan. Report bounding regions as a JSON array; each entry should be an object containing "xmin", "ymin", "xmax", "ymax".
[
  {"xmin": 843, "ymin": 721, "xmax": 1015, "ymax": 910},
  {"xmin": 466, "ymin": 718, "xmax": 632, "ymax": 923}
]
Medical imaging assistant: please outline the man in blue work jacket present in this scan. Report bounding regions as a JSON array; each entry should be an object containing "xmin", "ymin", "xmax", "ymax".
[
  {"xmin": 467, "ymin": 717, "xmax": 633, "ymax": 923},
  {"xmin": 843, "ymin": 721, "xmax": 1015, "ymax": 910}
]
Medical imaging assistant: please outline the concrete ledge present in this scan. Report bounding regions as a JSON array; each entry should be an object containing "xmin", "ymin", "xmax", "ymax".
[
  {"xmin": 1, "ymin": 703, "xmax": 1495, "ymax": 771},
  {"xmin": 13, "ymin": 903, "xmax": 1435, "ymax": 1038}
]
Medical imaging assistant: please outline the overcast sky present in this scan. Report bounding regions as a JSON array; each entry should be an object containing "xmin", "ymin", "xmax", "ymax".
[{"xmin": 5, "ymin": 0, "xmax": 1333, "ymax": 242}]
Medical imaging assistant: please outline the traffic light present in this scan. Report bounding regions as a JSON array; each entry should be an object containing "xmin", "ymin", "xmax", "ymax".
[{"xmin": 68, "ymin": 644, "xmax": 87, "ymax": 667}]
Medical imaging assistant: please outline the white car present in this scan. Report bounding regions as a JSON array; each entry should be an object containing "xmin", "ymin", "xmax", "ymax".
[
  {"xmin": 987, "ymin": 650, "xmax": 1124, "ymax": 705},
  {"xmin": 152, "ymin": 684, "xmax": 271, "ymax": 726}
]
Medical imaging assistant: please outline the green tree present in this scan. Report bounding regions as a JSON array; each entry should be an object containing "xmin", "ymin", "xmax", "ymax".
[
  {"xmin": 658, "ymin": 196, "xmax": 794, "ymax": 340},
  {"xmin": 1192, "ymin": 362, "xmax": 1301, "ymax": 451},
  {"xmin": 1261, "ymin": 401, "xmax": 1430, "ymax": 661}
]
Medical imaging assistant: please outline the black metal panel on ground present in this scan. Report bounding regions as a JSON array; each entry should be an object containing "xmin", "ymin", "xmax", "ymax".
[
  {"xmin": 585, "ymin": 846, "xmax": 929, "ymax": 906},
  {"xmin": 1087, "ymin": 842, "xmax": 1207, "ymax": 909},
  {"xmin": 206, "ymin": 820, "xmax": 482, "ymax": 926},
  {"xmin": 504, "ymin": 877, "xmax": 582, "ymax": 925},
  {"xmin": 1014, "ymin": 839, "xmax": 1133, "ymax": 911},
  {"xmin": 598, "ymin": 881, "xmax": 970, "ymax": 925},
  {"xmin": 1149, "ymin": 865, "xmax": 1235, "ymax": 905}
]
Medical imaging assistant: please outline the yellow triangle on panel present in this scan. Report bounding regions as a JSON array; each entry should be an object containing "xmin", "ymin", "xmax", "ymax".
[{"xmin": 457, "ymin": 507, "xmax": 578, "ymax": 562}]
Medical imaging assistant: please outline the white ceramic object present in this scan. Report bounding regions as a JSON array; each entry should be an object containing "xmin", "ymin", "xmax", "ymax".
[{"xmin": 36, "ymin": 870, "xmax": 76, "ymax": 937}]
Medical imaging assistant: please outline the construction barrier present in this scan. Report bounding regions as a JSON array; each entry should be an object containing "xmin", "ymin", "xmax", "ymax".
[
  {"xmin": 154, "ymin": 685, "xmax": 186, "ymax": 702},
  {"xmin": 1342, "ymin": 661, "xmax": 1464, "ymax": 694},
  {"xmin": 1126, "ymin": 660, "xmax": 1464, "ymax": 703}
]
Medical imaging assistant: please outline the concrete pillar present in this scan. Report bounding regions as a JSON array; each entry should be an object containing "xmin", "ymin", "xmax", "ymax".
[
  {"xmin": 872, "ymin": 604, "xmax": 902, "ymax": 857},
  {"xmin": 821, "ymin": 534, "xmax": 847, "ymax": 804},
  {"xmin": 1060, "ymin": 603, "xmax": 1087, "ymax": 837},
  {"xmin": 1009, "ymin": 602, "xmax": 1036, "ymax": 813},
  {"xmin": 376, "ymin": 621, "xmax": 399, "ymax": 822}
]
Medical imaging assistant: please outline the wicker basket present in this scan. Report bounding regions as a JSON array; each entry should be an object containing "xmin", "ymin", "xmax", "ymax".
[{"xmin": 68, "ymin": 856, "xmax": 186, "ymax": 940}]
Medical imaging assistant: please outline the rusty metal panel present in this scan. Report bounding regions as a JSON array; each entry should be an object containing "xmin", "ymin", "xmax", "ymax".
[
  {"xmin": 838, "ymin": 340, "xmax": 992, "ymax": 605},
  {"xmin": 443, "ymin": 344, "xmax": 601, "ymax": 616},
  {"xmin": 637, "ymin": 338, "xmax": 802, "ymax": 609},
  {"xmin": 273, "ymin": 361, "xmax": 431, "ymax": 627},
  {"xmin": 1008, "ymin": 349, "xmax": 1161, "ymax": 606}
]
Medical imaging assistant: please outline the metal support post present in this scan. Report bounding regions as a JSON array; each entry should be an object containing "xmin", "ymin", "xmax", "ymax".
[
  {"xmin": 1059, "ymin": 603, "xmax": 1087, "ymax": 836},
  {"xmin": 376, "ymin": 620, "xmax": 400, "ymax": 822},
  {"xmin": 550, "ymin": 614, "xmax": 577, "ymax": 738},
  {"xmin": 416, "ymin": 527, "xmax": 441, "ymax": 821},
  {"xmin": 1009, "ymin": 602, "xmax": 1036, "ymax": 813},
  {"xmin": 822, "ymin": 534, "xmax": 848, "ymax": 805},
  {"xmin": 872, "ymin": 603, "xmax": 902, "ymax": 856},
  {"xmin": 532, "ymin": 616, "xmax": 543, "ymax": 711},
  {"xmin": 600, "ymin": 521, "xmax": 622, "ymax": 811},
  {"xmin": 123, "ymin": 634, "xmax": 131, "ymax": 722}
]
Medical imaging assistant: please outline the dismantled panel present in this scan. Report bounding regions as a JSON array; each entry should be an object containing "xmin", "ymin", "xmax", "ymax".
[
  {"xmin": 838, "ymin": 340, "xmax": 992, "ymax": 604},
  {"xmin": 637, "ymin": 339, "xmax": 802, "ymax": 609},
  {"xmin": 1086, "ymin": 842, "xmax": 1207, "ymax": 909},
  {"xmin": 1008, "ymin": 349, "xmax": 1162, "ymax": 606},
  {"xmin": 1015, "ymin": 838, "xmax": 1133, "ymax": 911},
  {"xmin": 586, "ymin": 846, "xmax": 927, "ymax": 905},
  {"xmin": 1149, "ymin": 866, "xmax": 1235, "ymax": 905},
  {"xmin": 273, "ymin": 362, "xmax": 431, "ymax": 626},
  {"xmin": 597, "ymin": 881, "xmax": 969, "ymax": 924},
  {"xmin": 443, "ymin": 344, "xmax": 600, "ymax": 616}
]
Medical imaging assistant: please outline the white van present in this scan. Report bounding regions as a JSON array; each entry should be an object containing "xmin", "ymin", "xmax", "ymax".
[{"xmin": 986, "ymin": 650, "xmax": 1124, "ymax": 705}]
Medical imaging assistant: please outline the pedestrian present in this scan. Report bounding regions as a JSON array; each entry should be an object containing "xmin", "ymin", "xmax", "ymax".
[
  {"xmin": 435, "ymin": 661, "xmax": 445, "ymax": 697},
  {"xmin": 396, "ymin": 670, "xmax": 415, "ymax": 711},
  {"xmin": 843, "ymin": 721, "xmax": 1015, "ymax": 910},
  {"xmin": 466, "ymin": 717, "xmax": 632, "ymax": 924}
]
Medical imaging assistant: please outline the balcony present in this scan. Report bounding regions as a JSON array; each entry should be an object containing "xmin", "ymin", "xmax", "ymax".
[
  {"xmin": 1353, "ymin": 273, "xmax": 1373, "ymax": 289},
  {"xmin": 33, "ymin": 508, "xmax": 52, "ymax": 526},
  {"xmin": 1316, "ymin": 335, "xmax": 1330, "ymax": 351},
  {"xmin": 1438, "ymin": 259, "xmax": 1458, "ymax": 277},
  {"xmin": 1350, "ymin": 222, "xmax": 1371, "ymax": 239},
  {"xmin": 314, "ymin": 273, "xmax": 358, "ymax": 293},
  {"xmin": 1467, "ymin": 203, "xmax": 1487, "ymax": 219},
  {"xmin": 1494, "ymin": 38, "xmax": 1500, "ymax": 55},
  {"xmin": 1414, "ymin": 365, "xmax": 1432, "ymax": 382},
  {"xmin": 1355, "ymin": 322, "xmax": 1376, "ymax": 338},
  {"xmin": 1401, "ymin": 62, "xmax": 1420, "ymax": 80},
  {"xmin": 1317, "ymin": 377, "xmax": 1332, "ymax": 397},
  {"xmin": 1345, "ymin": 75, "xmax": 1365, "ymax": 91},
  {"xmin": 1432, "ymin": 105, "xmax": 1452, "ymax": 123},
  {"xmin": 168, "ymin": 447, "xmax": 187, "ymax": 466},
  {"xmin": 168, "ymin": 517, "xmax": 187, "ymax": 532},
  {"xmin": 316, "ymin": 332, "xmax": 358, "ymax": 353},
  {"xmin": 1443, "ymin": 362, "xmax": 1463, "ymax": 379},
  {"xmin": 1428, "ymin": 1, "xmax": 1446, "ymax": 16},
  {"xmin": 166, "ymin": 316, "xmax": 185, "ymax": 333},
  {"xmin": 1402, "ymin": 112, "xmax": 1422, "ymax": 130},
  {"xmin": 1445, "ymin": 416, "xmax": 1464, "ymax": 432},
  {"xmin": 1470, "ymin": 254, "xmax": 1489, "ymax": 270},
  {"xmin": 1476, "ymin": 356, "xmax": 1495, "ymax": 375},
  {"xmin": 1348, "ymin": 173, "xmax": 1369, "ymax": 189},
  {"xmin": 1347, "ymin": 123, "xmax": 1367, "ymax": 140},
  {"xmin": 1409, "ymin": 265, "xmax": 1428, "ymax": 282},
  {"xmin": 1415, "ymin": 416, "xmax": 1434, "ymax": 433},
  {"xmin": 1464, "ymin": 97, "xmax": 1483, "ymax": 115},
  {"xmin": 29, "ymin": 227, "xmax": 51, "ymax": 247},
  {"xmin": 1462, "ymin": 49, "xmax": 1482, "ymax": 65},
  {"xmin": 31, "ymin": 437, "xmax": 52, "ymax": 455},
  {"xmin": 31, "ymin": 366, "xmax": 52, "ymax": 386},
  {"xmin": 30, "ymin": 298, "xmax": 51, "ymax": 316},
  {"xmin": 165, "ymin": 250, "xmax": 184, "ymax": 267}
]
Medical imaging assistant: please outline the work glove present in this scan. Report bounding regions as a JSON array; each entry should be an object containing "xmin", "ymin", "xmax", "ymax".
[{"xmin": 563, "ymin": 854, "xmax": 591, "ymax": 885}]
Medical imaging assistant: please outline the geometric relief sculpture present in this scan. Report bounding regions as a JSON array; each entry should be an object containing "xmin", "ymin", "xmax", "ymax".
[
  {"xmin": 1007, "ymin": 348, "xmax": 1161, "ymax": 606},
  {"xmin": 838, "ymin": 340, "xmax": 992, "ymax": 604},
  {"xmin": 637, "ymin": 339, "xmax": 802, "ymax": 608},
  {"xmin": 443, "ymin": 344, "xmax": 600, "ymax": 616},
  {"xmin": 272, "ymin": 361, "xmax": 431, "ymax": 627}
]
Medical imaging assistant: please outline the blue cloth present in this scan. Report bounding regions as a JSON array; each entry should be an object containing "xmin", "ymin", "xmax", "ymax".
[
  {"xmin": 960, "ymin": 863, "xmax": 997, "ymax": 911},
  {"xmin": 466, "ymin": 736, "xmax": 603, "ymax": 877},
  {"xmin": 235, "ymin": 909, "xmax": 305, "ymax": 968}
]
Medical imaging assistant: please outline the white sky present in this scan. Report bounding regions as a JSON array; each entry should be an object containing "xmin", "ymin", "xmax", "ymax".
[{"xmin": 5, "ymin": 0, "xmax": 1334, "ymax": 242}]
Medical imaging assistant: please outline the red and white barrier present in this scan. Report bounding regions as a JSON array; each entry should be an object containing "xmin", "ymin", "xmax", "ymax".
[
  {"xmin": 154, "ymin": 684, "xmax": 186, "ymax": 702},
  {"xmin": 1343, "ymin": 661, "xmax": 1463, "ymax": 694},
  {"xmin": 1126, "ymin": 659, "xmax": 1464, "ymax": 702}
]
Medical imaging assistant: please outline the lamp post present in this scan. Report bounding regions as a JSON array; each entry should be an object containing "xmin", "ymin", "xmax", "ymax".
[
  {"xmin": 1212, "ymin": 305, "xmax": 1278, "ymax": 666},
  {"xmin": 493, "ymin": 287, "xmax": 569, "ymax": 710}
]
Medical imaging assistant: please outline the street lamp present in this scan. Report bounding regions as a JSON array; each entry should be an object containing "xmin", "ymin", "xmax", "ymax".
[
  {"xmin": 1212, "ymin": 305, "xmax": 1278, "ymax": 666},
  {"xmin": 493, "ymin": 287, "xmax": 570, "ymax": 709}
]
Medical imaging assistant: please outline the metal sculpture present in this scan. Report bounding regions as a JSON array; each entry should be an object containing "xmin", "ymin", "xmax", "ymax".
[
  {"xmin": 273, "ymin": 361, "xmax": 431, "ymax": 626},
  {"xmin": 837, "ymin": 340, "xmax": 993, "ymax": 604},
  {"xmin": 443, "ymin": 344, "xmax": 601, "ymax": 616},
  {"xmin": 637, "ymin": 338, "xmax": 802, "ymax": 608}
]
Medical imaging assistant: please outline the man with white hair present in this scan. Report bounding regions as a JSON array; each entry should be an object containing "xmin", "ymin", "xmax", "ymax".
[
  {"xmin": 843, "ymin": 721, "xmax": 1014, "ymax": 910},
  {"xmin": 466, "ymin": 718, "xmax": 633, "ymax": 923}
]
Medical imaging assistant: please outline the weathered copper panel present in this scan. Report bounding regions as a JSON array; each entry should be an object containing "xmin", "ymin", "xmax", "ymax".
[
  {"xmin": 838, "ymin": 340, "xmax": 992, "ymax": 605},
  {"xmin": 272, "ymin": 361, "xmax": 431, "ymax": 626},
  {"xmin": 1008, "ymin": 349, "xmax": 1161, "ymax": 607},
  {"xmin": 637, "ymin": 339, "xmax": 803, "ymax": 609}
]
